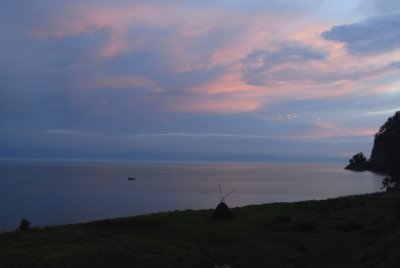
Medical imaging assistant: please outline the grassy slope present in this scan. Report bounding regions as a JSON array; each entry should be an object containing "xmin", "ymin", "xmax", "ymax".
[{"xmin": 1, "ymin": 191, "xmax": 400, "ymax": 268}]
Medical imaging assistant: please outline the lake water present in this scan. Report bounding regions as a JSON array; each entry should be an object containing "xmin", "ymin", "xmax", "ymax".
[{"xmin": 0, "ymin": 160, "xmax": 384, "ymax": 232}]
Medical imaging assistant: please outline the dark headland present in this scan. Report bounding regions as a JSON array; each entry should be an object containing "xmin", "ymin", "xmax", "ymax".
[
  {"xmin": 1, "ymin": 113, "xmax": 400, "ymax": 267},
  {"xmin": 345, "ymin": 111, "xmax": 400, "ymax": 189}
]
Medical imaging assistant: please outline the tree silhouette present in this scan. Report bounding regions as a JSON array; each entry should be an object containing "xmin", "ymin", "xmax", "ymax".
[
  {"xmin": 375, "ymin": 111, "xmax": 400, "ymax": 140},
  {"xmin": 349, "ymin": 152, "xmax": 367, "ymax": 165},
  {"xmin": 18, "ymin": 218, "xmax": 31, "ymax": 231},
  {"xmin": 381, "ymin": 174, "xmax": 399, "ymax": 191}
]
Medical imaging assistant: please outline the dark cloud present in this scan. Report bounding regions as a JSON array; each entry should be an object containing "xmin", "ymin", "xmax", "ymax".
[
  {"xmin": 322, "ymin": 13, "xmax": 400, "ymax": 55},
  {"xmin": 241, "ymin": 40, "xmax": 327, "ymax": 85}
]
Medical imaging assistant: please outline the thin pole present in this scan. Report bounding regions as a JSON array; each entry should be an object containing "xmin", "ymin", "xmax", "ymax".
[
  {"xmin": 224, "ymin": 188, "xmax": 236, "ymax": 201},
  {"xmin": 219, "ymin": 184, "xmax": 223, "ymax": 202}
]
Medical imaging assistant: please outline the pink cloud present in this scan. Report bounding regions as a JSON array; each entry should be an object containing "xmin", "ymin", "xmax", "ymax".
[
  {"xmin": 31, "ymin": 3, "xmax": 179, "ymax": 58},
  {"xmin": 190, "ymin": 72, "xmax": 255, "ymax": 95},
  {"xmin": 29, "ymin": 2, "xmax": 400, "ymax": 115},
  {"xmin": 173, "ymin": 98, "xmax": 262, "ymax": 114},
  {"xmin": 180, "ymin": 19, "xmax": 399, "ymax": 113}
]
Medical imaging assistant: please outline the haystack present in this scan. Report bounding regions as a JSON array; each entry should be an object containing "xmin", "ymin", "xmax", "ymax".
[
  {"xmin": 212, "ymin": 184, "xmax": 235, "ymax": 220},
  {"xmin": 213, "ymin": 202, "xmax": 233, "ymax": 220}
]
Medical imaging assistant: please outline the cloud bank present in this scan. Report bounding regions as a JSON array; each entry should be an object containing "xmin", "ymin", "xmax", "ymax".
[{"xmin": 1, "ymin": 0, "xmax": 400, "ymax": 161}]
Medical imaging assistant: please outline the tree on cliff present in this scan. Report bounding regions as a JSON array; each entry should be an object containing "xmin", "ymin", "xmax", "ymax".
[
  {"xmin": 374, "ymin": 111, "xmax": 400, "ymax": 140},
  {"xmin": 345, "ymin": 152, "xmax": 369, "ymax": 171},
  {"xmin": 349, "ymin": 152, "xmax": 367, "ymax": 165}
]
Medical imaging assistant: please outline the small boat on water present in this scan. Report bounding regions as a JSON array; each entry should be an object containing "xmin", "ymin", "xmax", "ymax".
[{"xmin": 127, "ymin": 177, "xmax": 136, "ymax": 181}]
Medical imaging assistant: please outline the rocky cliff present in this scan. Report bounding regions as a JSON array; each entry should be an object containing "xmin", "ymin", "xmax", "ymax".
[{"xmin": 369, "ymin": 111, "xmax": 400, "ymax": 175}]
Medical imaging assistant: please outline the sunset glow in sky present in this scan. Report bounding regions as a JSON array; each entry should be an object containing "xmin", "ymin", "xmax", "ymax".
[{"xmin": 1, "ymin": 0, "xmax": 400, "ymax": 161}]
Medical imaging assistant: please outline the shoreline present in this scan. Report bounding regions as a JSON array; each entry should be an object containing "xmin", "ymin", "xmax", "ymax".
[
  {"xmin": 0, "ymin": 161, "xmax": 383, "ymax": 233},
  {"xmin": 0, "ymin": 190, "xmax": 383, "ymax": 234},
  {"xmin": 1, "ymin": 190, "xmax": 399, "ymax": 267}
]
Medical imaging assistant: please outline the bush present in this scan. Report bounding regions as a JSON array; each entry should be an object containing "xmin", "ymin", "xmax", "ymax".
[
  {"xmin": 381, "ymin": 174, "xmax": 399, "ymax": 191},
  {"xmin": 18, "ymin": 218, "xmax": 31, "ymax": 231},
  {"xmin": 349, "ymin": 152, "xmax": 367, "ymax": 165}
]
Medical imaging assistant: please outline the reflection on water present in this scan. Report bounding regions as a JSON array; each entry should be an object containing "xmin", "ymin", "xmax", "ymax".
[{"xmin": 0, "ymin": 160, "xmax": 383, "ymax": 231}]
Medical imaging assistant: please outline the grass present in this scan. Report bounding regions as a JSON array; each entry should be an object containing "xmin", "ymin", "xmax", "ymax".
[{"xmin": 1, "ymin": 191, "xmax": 400, "ymax": 267}]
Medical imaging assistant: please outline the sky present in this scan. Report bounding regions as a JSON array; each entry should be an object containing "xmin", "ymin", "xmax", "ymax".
[{"xmin": 1, "ymin": 0, "xmax": 400, "ymax": 162}]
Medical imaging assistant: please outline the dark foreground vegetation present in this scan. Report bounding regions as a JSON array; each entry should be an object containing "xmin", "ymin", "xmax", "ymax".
[{"xmin": 1, "ymin": 190, "xmax": 400, "ymax": 267}]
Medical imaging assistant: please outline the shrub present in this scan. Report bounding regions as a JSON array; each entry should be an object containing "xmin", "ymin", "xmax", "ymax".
[
  {"xmin": 349, "ymin": 152, "xmax": 367, "ymax": 165},
  {"xmin": 18, "ymin": 218, "xmax": 31, "ymax": 231}
]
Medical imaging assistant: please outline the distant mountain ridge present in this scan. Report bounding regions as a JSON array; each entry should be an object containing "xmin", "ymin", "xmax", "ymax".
[{"xmin": 346, "ymin": 111, "xmax": 400, "ymax": 176}]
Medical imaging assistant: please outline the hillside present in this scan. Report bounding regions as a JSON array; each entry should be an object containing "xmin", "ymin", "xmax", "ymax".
[{"xmin": 1, "ymin": 191, "xmax": 400, "ymax": 267}]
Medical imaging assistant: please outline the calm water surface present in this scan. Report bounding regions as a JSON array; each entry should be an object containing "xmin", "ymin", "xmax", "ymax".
[{"xmin": 0, "ymin": 160, "xmax": 383, "ymax": 231}]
